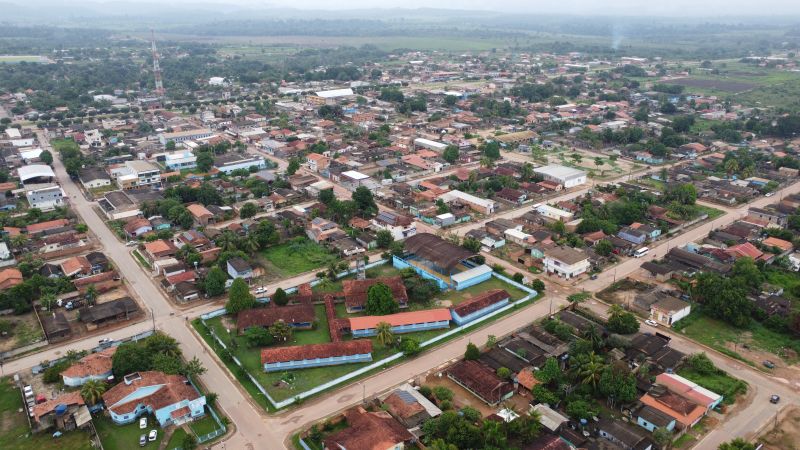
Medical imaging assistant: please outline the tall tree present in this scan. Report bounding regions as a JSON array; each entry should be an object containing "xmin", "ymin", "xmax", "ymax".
[
  {"xmin": 80, "ymin": 379, "xmax": 107, "ymax": 405},
  {"xmin": 204, "ymin": 267, "xmax": 227, "ymax": 297},
  {"xmin": 375, "ymin": 321, "xmax": 395, "ymax": 347},
  {"xmin": 226, "ymin": 278, "xmax": 256, "ymax": 315},
  {"xmin": 364, "ymin": 283, "xmax": 398, "ymax": 315},
  {"xmin": 269, "ymin": 320, "xmax": 293, "ymax": 342}
]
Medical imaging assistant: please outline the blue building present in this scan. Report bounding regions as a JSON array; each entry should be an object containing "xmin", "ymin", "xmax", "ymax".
[
  {"xmin": 451, "ymin": 289, "xmax": 510, "ymax": 326},
  {"xmin": 394, "ymin": 233, "xmax": 491, "ymax": 291},
  {"xmin": 636, "ymin": 405, "xmax": 676, "ymax": 432},
  {"xmin": 617, "ymin": 226, "xmax": 647, "ymax": 245},
  {"xmin": 213, "ymin": 153, "xmax": 267, "ymax": 175},
  {"xmin": 101, "ymin": 371, "xmax": 206, "ymax": 427},
  {"xmin": 261, "ymin": 340, "xmax": 373, "ymax": 372},
  {"xmin": 349, "ymin": 309, "xmax": 452, "ymax": 338}
]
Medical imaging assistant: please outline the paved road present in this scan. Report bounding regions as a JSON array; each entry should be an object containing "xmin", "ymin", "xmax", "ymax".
[{"xmin": 13, "ymin": 135, "xmax": 798, "ymax": 449}]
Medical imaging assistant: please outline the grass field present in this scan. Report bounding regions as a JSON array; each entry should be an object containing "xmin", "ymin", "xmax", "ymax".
[
  {"xmin": 0, "ymin": 55, "xmax": 47, "ymax": 63},
  {"xmin": 164, "ymin": 427, "xmax": 189, "ymax": 450},
  {"xmin": 260, "ymin": 238, "xmax": 339, "ymax": 277},
  {"xmin": 188, "ymin": 412, "xmax": 220, "ymax": 438},
  {"xmin": 0, "ymin": 378, "xmax": 94, "ymax": 450},
  {"xmin": 433, "ymin": 277, "xmax": 530, "ymax": 306},
  {"xmin": 94, "ymin": 413, "xmax": 165, "ymax": 450},
  {"xmin": 677, "ymin": 367, "xmax": 747, "ymax": 405}
]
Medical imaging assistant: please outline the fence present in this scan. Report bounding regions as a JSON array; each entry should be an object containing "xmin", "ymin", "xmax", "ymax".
[{"xmin": 198, "ymin": 268, "xmax": 538, "ymax": 411}]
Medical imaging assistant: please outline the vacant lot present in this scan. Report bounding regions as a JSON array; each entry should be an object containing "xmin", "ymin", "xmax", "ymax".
[
  {"xmin": 677, "ymin": 367, "xmax": 747, "ymax": 405},
  {"xmin": 260, "ymin": 238, "xmax": 339, "ymax": 278},
  {"xmin": 0, "ymin": 313, "xmax": 45, "ymax": 353},
  {"xmin": 669, "ymin": 77, "xmax": 757, "ymax": 93},
  {"xmin": 758, "ymin": 406, "xmax": 800, "ymax": 450}
]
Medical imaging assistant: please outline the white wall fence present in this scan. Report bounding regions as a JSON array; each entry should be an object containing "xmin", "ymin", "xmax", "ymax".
[{"xmin": 198, "ymin": 266, "xmax": 538, "ymax": 410}]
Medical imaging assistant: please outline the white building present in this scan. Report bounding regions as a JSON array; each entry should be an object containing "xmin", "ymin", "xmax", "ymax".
[
  {"xmin": 543, "ymin": 246, "xmax": 590, "ymax": 279},
  {"xmin": 213, "ymin": 153, "xmax": 267, "ymax": 174},
  {"xmin": 371, "ymin": 210, "xmax": 416, "ymax": 241},
  {"xmin": 437, "ymin": 190, "xmax": 496, "ymax": 215},
  {"xmin": 650, "ymin": 296, "xmax": 691, "ymax": 327},
  {"xmin": 413, "ymin": 138, "xmax": 448, "ymax": 152},
  {"xmin": 164, "ymin": 150, "xmax": 198, "ymax": 170},
  {"xmin": 110, "ymin": 160, "xmax": 161, "ymax": 190},
  {"xmin": 209, "ymin": 77, "xmax": 227, "ymax": 86},
  {"xmin": 533, "ymin": 165, "xmax": 587, "ymax": 188},
  {"xmin": 158, "ymin": 128, "xmax": 214, "ymax": 145},
  {"xmin": 25, "ymin": 185, "xmax": 66, "ymax": 211},
  {"xmin": 535, "ymin": 204, "xmax": 574, "ymax": 221}
]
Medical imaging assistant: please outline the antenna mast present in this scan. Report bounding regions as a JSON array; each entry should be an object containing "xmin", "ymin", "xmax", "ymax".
[{"xmin": 151, "ymin": 30, "xmax": 165, "ymax": 98}]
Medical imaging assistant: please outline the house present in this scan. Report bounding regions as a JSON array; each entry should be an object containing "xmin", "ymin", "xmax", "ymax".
[
  {"xmin": 349, "ymin": 309, "xmax": 451, "ymax": 337},
  {"xmin": 42, "ymin": 311, "xmax": 71, "ymax": 341},
  {"xmin": 763, "ymin": 236, "xmax": 794, "ymax": 254},
  {"xmin": 226, "ymin": 257, "xmax": 253, "ymax": 280},
  {"xmin": 371, "ymin": 211, "xmax": 416, "ymax": 241},
  {"xmin": 143, "ymin": 239, "xmax": 178, "ymax": 262},
  {"xmin": 32, "ymin": 391, "xmax": 88, "ymax": 431},
  {"xmin": 163, "ymin": 150, "xmax": 197, "ymax": 170},
  {"xmin": 597, "ymin": 418, "xmax": 653, "ymax": 450},
  {"xmin": 0, "ymin": 267, "xmax": 23, "ymax": 290},
  {"xmin": 543, "ymin": 246, "xmax": 590, "ymax": 279},
  {"xmin": 533, "ymin": 165, "xmax": 587, "ymax": 188},
  {"xmin": 25, "ymin": 185, "xmax": 66, "ymax": 210},
  {"xmin": 640, "ymin": 390, "xmax": 705, "ymax": 429},
  {"xmin": 655, "ymin": 373, "xmax": 723, "ymax": 412},
  {"xmin": 618, "ymin": 226, "xmax": 647, "ymax": 245},
  {"xmin": 650, "ymin": 296, "xmax": 691, "ymax": 327},
  {"xmin": 187, "ymin": 203, "xmax": 214, "ymax": 226},
  {"xmin": 382, "ymin": 383, "xmax": 442, "ymax": 429},
  {"xmin": 236, "ymin": 304, "xmax": 316, "ymax": 332},
  {"xmin": 123, "ymin": 217, "xmax": 152, "ymax": 238},
  {"xmin": 85, "ymin": 251, "xmax": 109, "ymax": 273},
  {"xmin": 446, "ymin": 359, "xmax": 514, "ymax": 406},
  {"xmin": 323, "ymin": 406, "xmax": 414, "ymax": 450},
  {"xmin": 79, "ymin": 167, "xmax": 111, "ymax": 189},
  {"xmin": 60, "ymin": 256, "xmax": 92, "ymax": 278},
  {"xmin": 342, "ymin": 277, "xmax": 409, "ymax": 313},
  {"xmin": 79, "ymin": 297, "xmax": 140, "ymax": 330},
  {"xmin": 635, "ymin": 404, "xmax": 676, "ymax": 432},
  {"xmin": 262, "ymin": 340, "xmax": 373, "ymax": 372},
  {"xmin": 101, "ymin": 371, "xmax": 206, "ymax": 427},
  {"xmin": 747, "ymin": 207, "xmax": 787, "ymax": 228},
  {"xmin": 61, "ymin": 347, "xmax": 116, "ymax": 387},
  {"xmin": 530, "ymin": 404, "xmax": 568, "ymax": 433},
  {"xmin": 450, "ymin": 289, "xmax": 510, "ymax": 325},
  {"xmin": 307, "ymin": 217, "xmax": 343, "ymax": 243},
  {"xmin": 306, "ymin": 153, "xmax": 330, "ymax": 172}
]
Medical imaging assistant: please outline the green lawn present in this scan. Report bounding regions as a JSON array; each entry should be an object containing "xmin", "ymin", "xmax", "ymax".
[
  {"xmin": 260, "ymin": 238, "xmax": 339, "ymax": 277},
  {"xmin": 677, "ymin": 368, "xmax": 747, "ymax": 405},
  {"xmin": 0, "ymin": 378, "xmax": 93, "ymax": 450},
  {"xmin": 433, "ymin": 277, "xmax": 530, "ymax": 306},
  {"xmin": 94, "ymin": 414, "xmax": 165, "ymax": 450},
  {"xmin": 677, "ymin": 312, "xmax": 800, "ymax": 362},
  {"xmin": 164, "ymin": 427, "xmax": 189, "ymax": 450},
  {"xmin": 697, "ymin": 205, "xmax": 725, "ymax": 220},
  {"xmin": 188, "ymin": 412, "xmax": 220, "ymax": 437},
  {"xmin": 132, "ymin": 249, "xmax": 152, "ymax": 269}
]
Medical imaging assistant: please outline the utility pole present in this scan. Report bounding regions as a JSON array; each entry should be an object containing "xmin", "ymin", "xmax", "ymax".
[
  {"xmin": 151, "ymin": 29, "xmax": 165, "ymax": 99},
  {"xmin": 150, "ymin": 307, "xmax": 155, "ymax": 332}
]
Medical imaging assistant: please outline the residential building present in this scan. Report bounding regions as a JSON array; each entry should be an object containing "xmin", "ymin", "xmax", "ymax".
[
  {"xmin": 79, "ymin": 168, "xmax": 111, "ymax": 189},
  {"xmin": 543, "ymin": 246, "xmax": 590, "ymax": 279},
  {"xmin": 533, "ymin": 165, "xmax": 587, "ymax": 188},
  {"xmin": 635, "ymin": 404, "xmax": 676, "ymax": 432},
  {"xmin": 349, "ymin": 309, "xmax": 451, "ymax": 337},
  {"xmin": 446, "ymin": 360, "xmax": 514, "ymax": 406},
  {"xmin": 186, "ymin": 203, "xmax": 214, "ymax": 226},
  {"xmin": 226, "ymin": 257, "xmax": 253, "ymax": 280},
  {"xmin": 371, "ymin": 211, "xmax": 416, "ymax": 241},
  {"xmin": 78, "ymin": 297, "xmax": 140, "ymax": 330},
  {"xmin": 655, "ymin": 373, "xmax": 723, "ymax": 412},
  {"xmin": 650, "ymin": 296, "xmax": 691, "ymax": 327},
  {"xmin": 747, "ymin": 207, "xmax": 787, "ymax": 228},
  {"xmin": 382, "ymin": 383, "xmax": 442, "ymax": 429},
  {"xmin": 306, "ymin": 153, "xmax": 330, "ymax": 172},
  {"xmin": 323, "ymin": 406, "xmax": 413, "ymax": 450},
  {"xmin": 32, "ymin": 391, "xmax": 88, "ymax": 431},
  {"xmin": 640, "ymin": 390, "xmax": 705, "ymax": 429},
  {"xmin": 262, "ymin": 340, "xmax": 373, "ymax": 372},
  {"xmin": 0, "ymin": 267, "xmax": 23, "ymax": 290},
  {"xmin": 164, "ymin": 150, "xmax": 198, "ymax": 170},
  {"xmin": 61, "ymin": 347, "xmax": 116, "ymax": 387},
  {"xmin": 111, "ymin": 160, "xmax": 161, "ymax": 190},
  {"xmin": 597, "ymin": 418, "xmax": 653, "ymax": 450},
  {"xmin": 101, "ymin": 371, "xmax": 206, "ymax": 427}
]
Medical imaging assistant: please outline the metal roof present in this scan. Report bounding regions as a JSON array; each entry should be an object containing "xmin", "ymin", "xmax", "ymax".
[{"xmin": 403, "ymin": 233, "xmax": 476, "ymax": 271}]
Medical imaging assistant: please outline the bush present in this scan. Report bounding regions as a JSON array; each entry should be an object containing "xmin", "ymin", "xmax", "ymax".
[
  {"xmin": 439, "ymin": 400, "xmax": 452, "ymax": 410},
  {"xmin": 432, "ymin": 386, "xmax": 454, "ymax": 402},
  {"xmin": 419, "ymin": 385, "xmax": 432, "ymax": 399},
  {"xmin": 465, "ymin": 342, "xmax": 480, "ymax": 360}
]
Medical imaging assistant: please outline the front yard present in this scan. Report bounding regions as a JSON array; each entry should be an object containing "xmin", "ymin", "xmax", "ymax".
[
  {"xmin": 260, "ymin": 238, "xmax": 339, "ymax": 277},
  {"xmin": 94, "ymin": 413, "xmax": 164, "ymax": 450}
]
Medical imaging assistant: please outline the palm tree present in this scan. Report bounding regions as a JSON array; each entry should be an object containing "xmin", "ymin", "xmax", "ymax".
[
  {"xmin": 375, "ymin": 322, "xmax": 395, "ymax": 347},
  {"xmin": 240, "ymin": 236, "xmax": 259, "ymax": 255},
  {"xmin": 582, "ymin": 325, "xmax": 604, "ymax": 351},
  {"xmin": 80, "ymin": 379, "xmax": 107, "ymax": 405},
  {"xmin": 86, "ymin": 285, "xmax": 98, "ymax": 306},
  {"xmin": 570, "ymin": 352, "xmax": 606, "ymax": 390},
  {"xmin": 482, "ymin": 419, "xmax": 507, "ymax": 448},
  {"xmin": 480, "ymin": 157, "xmax": 495, "ymax": 169}
]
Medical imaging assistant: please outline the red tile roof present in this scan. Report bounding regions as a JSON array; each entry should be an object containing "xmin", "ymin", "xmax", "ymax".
[
  {"xmin": 0, "ymin": 267, "xmax": 23, "ymax": 290},
  {"xmin": 446, "ymin": 359, "xmax": 514, "ymax": 405},
  {"xmin": 32, "ymin": 391, "xmax": 85, "ymax": 422},
  {"xmin": 763, "ymin": 237, "xmax": 793, "ymax": 252},
  {"xmin": 61, "ymin": 347, "xmax": 116, "ymax": 379},
  {"xmin": 349, "ymin": 309, "xmax": 452, "ymax": 331},
  {"xmin": 342, "ymin": 277, "xmax": 408, "ymax": 310},
  {"xmin": 324, "ymin": 407, "xmax": 413, "ymax": 450},
  {"xmin": 452, "ymin": 289, "xmax": 509, "ymax": 317},
  {"xmin": 261, "ymin": 340, "xmax": 373, "ymax": 365},
  {"xmin": 640, "ymin": 393, "xmax": 705, "ymax": 428},
  {"xmin": 166, "ymin": 270, "xmax": 197, "ymax": 285},
  {"xmin": 102, "ymin": 371, "xmax": 201, "ymax": 416},
  {"xmin": 726, "ymin": 242, "xmax": 763, "ymax": 260},
  {"xmin": 236, "ymin": 305, "xmax": 316, "ymax": 332},
  {"xmin": 27, "ymin": 219, "xmax": 70, "ymax": 234}
]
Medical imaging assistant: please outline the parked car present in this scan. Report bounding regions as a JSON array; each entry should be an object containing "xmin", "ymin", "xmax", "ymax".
[
  {"xmin": 148, "ymin": 429, "xmax": 157, "ymax": 441},
  {"xmin": 126, "ymin": 241, "xmax": 138, "ymax": 247},
  {"xmin": 763, "ymin": 360, "xmax": 775, "ymax": 369},
  {"xmin": 590, "ymin": 274, "xmax": 598, "ymax": 280},
  {"xmin": 645, "ymin": 319, "xmax": 658, "ymax": 327},
  {"xmin": 98, "ymin": 338, "xmax": 113, "ymax": 346},
  {"xmin": 139, "ymin": 434, "xmax": 147, "ymax": 446},
  {"xmin": 139, "ymin": 417, "xmax": 147, "ymax": 429},
  {"xmin": 770, "ymin": 395, "xmax": 780, "ymax": 404},
  {"xmin": 765, "ymin": 192, "xmax": 775, "ymax": 197}
]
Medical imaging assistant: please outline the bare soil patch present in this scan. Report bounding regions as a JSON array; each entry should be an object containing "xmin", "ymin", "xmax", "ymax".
[{"xmin": 758, "ymin": 406, "xmax": 800, "ymax": 450}]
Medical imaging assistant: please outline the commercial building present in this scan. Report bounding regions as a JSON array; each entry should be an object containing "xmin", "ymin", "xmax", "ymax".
[
  {"xmin": 413, "ymin": 137, "xmax": 448, "ymax": 152},
  {"xmin": 110, "ymin": 160, "xmax": 161, "ymax": 190},
  {"xmin": 158, "ymin": 128, "xmax": 213, "ymax": 145},
  {"xmin": 164, "ymin": 150, "xmax": 198, "ymax": 170},
  {"xmin": 437, "ymin": 190, "xmax": 496, "ymax": 215},
  {"xmin": 533, "ymin": 164, "xmax": 587, "ymax": 188},
  {"xmin": 25, "ymin": 184, "xmax": 65, "ymax": 210},
  {"xmin": 213, "ymin": 153, "xmax": 267, "ymax": 174},
  {"xmin": 307, "ymin": 88, "xmax": 355, "ymax": 106},
  {"xmin": 543, "ymin": 246, "xmax": 590, "ymax": 279}
]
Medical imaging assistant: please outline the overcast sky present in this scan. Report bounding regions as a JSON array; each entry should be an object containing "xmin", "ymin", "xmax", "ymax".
[{"xmin": 215, "ymin": 0, "xmax": 799, "ymax": 16}]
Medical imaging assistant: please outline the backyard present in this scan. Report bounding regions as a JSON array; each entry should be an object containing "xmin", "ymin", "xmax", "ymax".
[
  {"xmin": 0, "ymin": 377, "xmax": 93, "ymax": 450},
  {"xmin": 259, "ymin": 238, "xmax": 339, "ymax": 278}
]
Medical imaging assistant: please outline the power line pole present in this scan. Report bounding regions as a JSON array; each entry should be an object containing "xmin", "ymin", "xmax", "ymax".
[{"xmin": 151, "ymin": 30, "xmax": 165, "ymax": 99}]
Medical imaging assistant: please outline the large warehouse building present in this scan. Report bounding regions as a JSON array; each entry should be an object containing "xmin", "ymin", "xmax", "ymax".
[{"xmin": 533, "ymin": 164, "xmax": 587, "ymax": 188}]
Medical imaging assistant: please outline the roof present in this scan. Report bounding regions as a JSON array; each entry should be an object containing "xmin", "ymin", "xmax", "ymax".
[
  {"xmin": 383, "ymin": 391, "xmax": 425, "ymax": 419},
  {"xmin": 18, "ymin": 164, "xmax": 55, "ymax": 182},
  {"xmin": 656, "ymin": 373, "xmax": 721, "ymax": 406},
  {"xmin": 27, "ymin": 219, "xmax": 70, "ymax": 234},
  {"xmin": 446, "ymin": 359, "xmax": 514, "ymax": 405},
  {"xmin": 237, "ymin": 304, "xmax": 316, "ymax": 331},
  {"xmin": 324, "ymin": 406, "xmax": 413, "ymax": 450},
  {"xmin": 531, "ymin": 403, "xmax": 568, "ymax": 432},
  {"xmin": 452, "ymin": 289, "xmax": 510, "ymax": 317},
  {"xmin": 32, "ymin": 391, "xmax": 85, "ymax": 422},
  {"xmin": 341, "ymin": 170, "xmax": 369, "ymax": 180},
  {"xmin": 521, "ymin": 434, "xmax": 572, "ymax": 450},
  {"xmin": 533, "ymin": 164, "xmax": 586, "ymax": 181},
  {"xmin": 61, "ymin": 347, "xmax": 116, "ymax": 379},
  {"xmin": 314, "ymin": 88, "xmax": 355, "ymax": 98},
  {"xmin": 402, "ymin": 233, "xmax": 476, "ymax": 270},
  {"xmin": 349, "ymin": 308, "xmax": 452, "ymax": 331},
  {"xmin": 187, "ymin": 203, "xmax": 213, "ymax": 218},
  {"xmin": 640, "ymin": 393, "xmax": 706, "ymax": 427},
  {"xmin": 764, "ymin": 236, "xmax": 793, "ymax": 252},
  {"xmin": 78, "ymin": 297, "xmax": 139, "ymax": 323},
  {"xmin": 637, "ymin": 404, "xmax": 675, "ymax": 428},
  {"xmin": 598, "ymin": 418, "xmax": 651, "ymax": 448},
  {"xmin": 652, "ymin": 296, "xmax": 690, "ymax": 313},
  {"xmin": 102, "ymin": 371, "xmax": 201, "ymax": 416},
  {"xmin": 726, "ymin": 242, "xmax": 763, "ymax": 259},
  {"xmin": 227, "ymin": 257, "xmax": 252, "ymax": 273},
  {"xmin": 0, "ymin": 267, "xmax": 23, "ymax": 288},
  {"xmin": 545, "ymin": 246, "xmax": 588, "ymax": 265},
  {"xmin": 261, "ymin": 340, "xmax": 372, "ymax": 364},
  {"xmin": 144, "ymin": 239, "xmax": 176, "ymax": 256},
  {"xmin": 342, "ymin": 277, "xmax": 408, "ymax": 309}
]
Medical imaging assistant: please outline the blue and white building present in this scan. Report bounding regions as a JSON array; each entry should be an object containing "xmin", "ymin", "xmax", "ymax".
[
  {"xmin": 393, "ymin": 233, "xmax": 491, "ymax": 291},
  {"xmin": 101, "ymin": 371, "xmax": 206, "ymax": 427},
  {"xmin": 261, "ymin": 340, "xmax": 373, "ymax": 372},
  {"xmin": 451, "ymin": 289, "xmax": 510, "ymax": 326},
  {"xmin": 213, "ymin": 153, "xmax": 267, "ymax": 174},
  {"xmin": 349, "ymin": 309, "xmax": 452, "ymax": 338}
]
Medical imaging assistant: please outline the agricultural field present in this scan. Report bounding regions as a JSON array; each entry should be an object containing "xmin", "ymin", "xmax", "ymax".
[{"xmin": 0, "ymin": 55, "xmax": 48, "ymax": 63}]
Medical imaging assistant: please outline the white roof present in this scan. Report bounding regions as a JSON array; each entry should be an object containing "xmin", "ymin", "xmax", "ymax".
[
  {"xmin": 451, "ymin": 264, "xmax": 492, "ymax": 284},
  {"xmin": 17, "ymin": 164, "xmax": 55, "ymax": 182},
  {"xmin": 413, "ymin": 138, "xmax": 448, "ymax": 150},
  {"xmin": 533, "ymin": 164, "xmax": 587, "ymax": 181},
  {"xmin": 438, "ymin": 190, "xmax": 495, "ymax": 209},
  {"xmin": 436, "ymin": 213, "xmax": 455, "ymax": 220},
  {"xmin": 314, "ymin": 88, "xmax": 354, "ymax": 98},
  {"xmin": 19, "ymin": 148, "xmax": 43, "ymax": 160},
  {"xmin": 5, "ymin": 128, "xmax": 21, "ymax": 139},
  {"xmin": 341, "ymin": 170, "xmax": 369, "ymax": 181},
  {"xmin": 309, "ymin": 180, "xmax": 333, "ymax": 190},
  {"xmin": 531, "ymin": 404, "xmax": 568, "ymax": 432},
  {"xmin": 536, "ymin": 204, "xmax": 574, "ymax": 218},
  {"xmin": 505, "ymin": 229, "xmax": 532, "ymax": 240}
]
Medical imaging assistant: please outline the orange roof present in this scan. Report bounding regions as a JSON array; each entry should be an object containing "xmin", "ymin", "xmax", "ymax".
[
  {"xmin": 144, "ymin": 239, "xmax": 175, "ymax": 255},
  {"xmin": 726, "ymin": 242, "xmax": 763, "ymax": 260},
  {"xmin": 3, "ymin": 227, "xmax": 21, "ymax": 236},
  {"xmin": 187, "ymin": 203, "xmax": 212, "ymax": 218},
  {"xmin": 640, "ymin": 394, "xmax": 705, "ymax": 428},
  {"xmin": 349, "ymin": 309, "xmax": 451, "ymax": 331},
  {"xmin": 61, "ymin": 256, "xmax": 90, "ymax": 276},
  {"xmin": 27, "ymin": 219, "xmax": 70, "ymax": 234},
  {"xmin": 307, "ymin": 153, "xmax": 328, "ymax": 161},
  {"xmin": 516, "ymin": 367, "xmax": 541, "ymax": 390},
  {"xmin": 32, "ymin": 391, "xmax": 84, "ymax": 422},
  {"xmin": 763, "ymin": 237, "xmax": 793, "ymax": 252},
  {"xmin": 0, "ymin": 267, "xmax": 23, "ymax": 290},
  {"xmin": 61, "ymin": 347, "xmax": 116, "ymax": 379}
]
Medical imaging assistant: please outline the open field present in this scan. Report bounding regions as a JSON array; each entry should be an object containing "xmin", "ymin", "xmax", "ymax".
[
  {"xmin": 677, "ymin": 367, "xmax": 748, "ymax": 405},
  {"xmin": 669, "ymin": 77, "xmax": 757, "ymax": 93},
  {"xmin": 0, "ymin": 55, "xmax": 48, "ymax": 63},
  {"xmin": 259, "ymin": 238, "xmax": 339, "ymax": 278},
  {"xmin": 0, "ymin": 377, "xmax": 93, "ymax": 450},
  {"xmin": 757, "ymin": 406, "xmax": 800, "ymax": 450}
]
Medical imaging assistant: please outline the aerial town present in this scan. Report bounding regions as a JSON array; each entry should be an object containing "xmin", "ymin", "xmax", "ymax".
[{"xmin": 0, "ymin": 4, "xmax": 799, "ymax": 450}]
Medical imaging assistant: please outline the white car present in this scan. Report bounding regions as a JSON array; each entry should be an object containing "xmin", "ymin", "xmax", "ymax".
[
  {"xmin": 644, "ymin": 319, "xmax": 658, "ymax": 327},
  {"xmin": 765, "ymin": 192, "xmax": 775, "ymax": 197},
  {"xmin": 139, "ymin": 417, "xmax": 147, "ymax": 429},
  {"xmin": 148, "ymin": 429, "xmax": 157, "ymax": 442}
]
